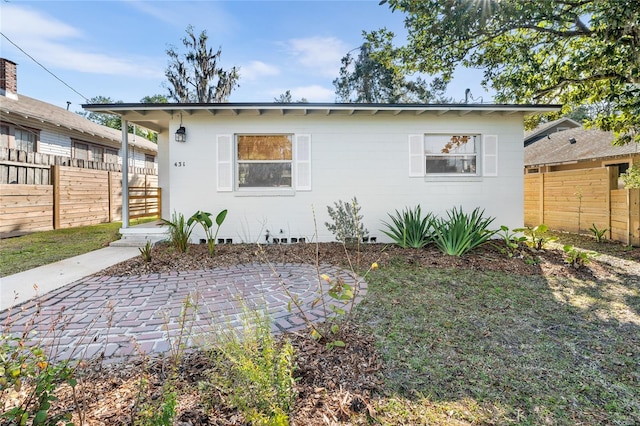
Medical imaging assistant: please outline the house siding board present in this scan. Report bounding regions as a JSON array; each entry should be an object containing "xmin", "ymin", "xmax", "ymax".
[
  {"xmin": 39, "ymin": 130, "xmax": 71, "ymax": 156},
  {"xmin": 164, "ymin": 112, "xmax": 525, "ymax": 242}
]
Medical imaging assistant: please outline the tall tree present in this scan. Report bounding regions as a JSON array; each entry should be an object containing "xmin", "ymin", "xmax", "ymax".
[
  {"xmin": 333, "ymin": 30, "xmax": 448, "ymax": 103},
  {"xmin": 79, "ymin": 95, "xmax": 160, "ymax": 142},
  {"xmin": 274, "ymin": 90, "xmax": 308, "ymax": 103},
  {"xmin": 378, "ymin": 0, "xmax": 640, "ymax": 144},
  {"xmin": 140, "ymin": 94, "xmax": 168, "ymax": 104},
  {"xmin": 79, "ymin": 96, "xmax": 122, "ymax": 129},
  {"xmin": 165, "ymin": 25, "xmax": 239, "ymax": 103}
]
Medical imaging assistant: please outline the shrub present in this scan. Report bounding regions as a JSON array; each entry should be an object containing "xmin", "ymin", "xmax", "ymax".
[
  {"xmin": 620, "ymin": 164, "xmax": 640, "ymax": 189},
  {"xmin": 325, "ymin": 197, "xmax": 368, "ymax": 243},
  {"xmin": 139, "ymin": 240, "xmax": 153, "ymax": 262},
  {"xmin": 188, "ymin": 209, "xmax": 228, "ymax": 255},
  {"xmin": 495, "ymin": 225, "xmax": 527, "ymax": 258},
  {"xmin": 204, "ymin": 309, "xmax": 296, "ymax": 425},
  {"xmin": 432, "ymin": 206, "xmax": 497, "ymax": 256},
  {"xmin": 589, "ymin": 223, "xmax": 608, "ymax": 243},
  {"xmin": 514, "ymin": 224, "xmax": 558, "ymax": 251},
  {"xmin": 161, "ymin": 211, "xmax": 193, "ymax": 253},
  {"xmin": 0, "ymin": 334, "xmax": 77, "ymax": 425},
  {"xmin": 381, "ymin": 205, "xmax": 435, "ymax": 248},
  {"xmin": 563, "ymin": 244, "xmax": 597, "ymax": 268}
]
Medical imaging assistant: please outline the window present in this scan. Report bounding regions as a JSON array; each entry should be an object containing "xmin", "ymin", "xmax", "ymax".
[
  {"xmin": 145, "ymin": 154, "xmax": 155, "ymax": 169},
  {"xmin": 216, "ymin": 133, "xmax": 311, "ymax": 192},
  {"xmin": 425, "ymin": 134, "xmax": 477, "ymax": 174},
  {"xmin": 105, "ymin": 148, "xmax": 118, "ymax": 164},
  {"xmin": 14, "ymin": 128, "xmax": 37, "ymax": 152},
  {"xmin": 73, "ymin": 142, "xmax": 89, "ymax": 160},
  {"xmin": 90, "ymin": 145, "xmax": 104, "ymax": 162},
  {"xmin": 409, "ymin": 134, "xmax": 497, "ymax": 177},
  {"xmin": 0, "ymin": 125, "xmax": 8, "ymax": 149},
  {"xmin": 236, "ymin": 134, "xmax": 293, "ymax": 188}
]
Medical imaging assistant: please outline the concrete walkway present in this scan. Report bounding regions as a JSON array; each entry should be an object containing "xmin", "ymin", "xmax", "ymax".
[
  {"xmin": 0, "ymin": 249, "xmax": 365, "ymax": 362},
  {"xmin": 0, "ymin": 246, "xmax": 140, "ymax": 311}
]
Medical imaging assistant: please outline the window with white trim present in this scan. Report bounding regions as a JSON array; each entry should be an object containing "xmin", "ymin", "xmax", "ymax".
[
  {"xmin": 409, "ymin": 134, "xmax": 498, "ymax": 177},
  {"xmin": 216, "ymin": 133, "xmax": 311, "ymax": 192},
  {"xmin": 237, "ymin": 134, "xmax": 292, "ymax": 188},
  {"xmin": 425, "ymin": 134, "xmax": 478, "ymax": 174}
]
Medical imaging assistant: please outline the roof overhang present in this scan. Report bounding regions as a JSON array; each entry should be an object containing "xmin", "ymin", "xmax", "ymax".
[{"xmin": 82, "ymin": 102, "xmax": 562, "ymax": 133}]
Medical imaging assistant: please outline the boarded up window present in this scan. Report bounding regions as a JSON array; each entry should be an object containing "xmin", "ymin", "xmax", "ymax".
[{"xmin": 237, "ymin": 135, "xmax": 292, "ymax": 188}]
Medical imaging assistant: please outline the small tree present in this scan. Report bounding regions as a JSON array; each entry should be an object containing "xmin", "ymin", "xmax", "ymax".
[{"xmin": 325, "ymin": 197, "xmax": 368, "ymax": 243}]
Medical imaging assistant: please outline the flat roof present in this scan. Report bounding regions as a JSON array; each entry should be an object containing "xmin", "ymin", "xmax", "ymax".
[{"xmin": 82, "ymin": 102, "xmax": 562, "ymax": 133}]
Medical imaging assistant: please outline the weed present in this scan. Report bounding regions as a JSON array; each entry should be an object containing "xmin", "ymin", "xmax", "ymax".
[
  {"xmin": 161, "ymin": 211, "xmax": 193, "ymax": 253},
  {"xmin": 381, "ymin": 205, "xmax": 435, "ymax": 248},
  {"xmin": 431, "ymin": 206, "xmax": 497, "ymax": 256},
  {"xmin": 138, "ymin": 240, "xmax": 153, "ymax": 262},
  {"xmin": 204, "ymin": 308, "xmax": 296, "ymax": 425},
  {"xmin": 325, "ymin": 197, "xmax": 368, "ymax": 243},
  {"xmin": 494, "ymin": 225, "xmax": 527, "ymax": 257},
  {"xmin": 563, "ymin": 244, "xmax": 597, "ymax": 268},
  {"xmin": 514, "ymin": 224, "xmax": 558, "ymax": 251},
  {"xmin": 589, "ymin": 223, "xmax": 608, "ymax": 242}
]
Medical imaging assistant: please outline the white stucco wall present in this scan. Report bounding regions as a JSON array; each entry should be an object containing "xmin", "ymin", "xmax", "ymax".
[{"xmin": 162, "ymin": 112, "xmax": 525, "ymax": 243}]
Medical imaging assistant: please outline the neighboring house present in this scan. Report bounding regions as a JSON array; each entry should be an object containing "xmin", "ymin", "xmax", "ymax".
[
  {"xmin": 524, "ymin": 126, "xmax": 640, "ymax": 187},
  {"xmin": 83, "ymin": 102, "xmax": 559, "ymax": 243},
  {"xmin": 0, "ymin": 58, "xmax": 157, "ymax": 172},
  {"xmin": 524, "ymin": 117, "xmax": 581, "ymax": 147}
]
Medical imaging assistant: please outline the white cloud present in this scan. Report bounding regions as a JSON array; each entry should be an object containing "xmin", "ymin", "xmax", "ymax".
[
  {"xmin": 286, "ymin": 36, "xmax": 349, "ymax": 77},
  {"xmin": 240, "ymin": 61, "xmax": 280, "ymax": 81},
  {"xmin": 0, "ymin": 4, "xmax": 163, "ymax": 78}
]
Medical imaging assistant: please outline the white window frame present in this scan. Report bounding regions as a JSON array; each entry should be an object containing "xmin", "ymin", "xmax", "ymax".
[
  {"xmin": 236, "ymin": 134, "xmax": 294, "ymax": 190},
  {"xmin": 216, "ymin": 133, "xmax": 311, "ymax": 194},
  {"xmin": 409, "ymin": 133, "xmax": 498, "ymax": 178}
]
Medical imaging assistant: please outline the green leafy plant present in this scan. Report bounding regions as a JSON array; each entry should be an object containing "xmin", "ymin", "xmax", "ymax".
[
  {"xmin": 161, "ymin": 211, "xmax": 193, "ymax": 253},
  {"xmin": 563, "ymin": 245, "xmax": 597, "ymax": 268},
  {"xmin": 134, "ymin": 379, "xmax": 177, "ymax": 426},
  {"xmin": 205, "ymin": 308, "xmax": 296, "ymax": 425},
  {"xmin": 0, "ymin": 334, "xmax": 77, "ymax": 425},
  {"xmin": 188, "ymin": 209, "xmax": 228, "ymax": 255},
  {"xmin": 620, "ymin": 164, "xmax": 640, "ymax": 189},
  {"xmin": 381, "ymin": 205, "xmax": 435, "ymax": 248},
  {"xmin": 514, "ymin": 224, "xmax": 558, "ymax": 251},
  {"xmin": 325, "ymin": 197, "xmax": 368, "ymax": 244},
  {"xmin": 589, "ymin": 223, "xmax": 609, "ymax": 242},
  {"xmin": 431, "ymin": 206, "xmax": 497, "ymax": 256},
  {"xmin": 138, "ymin": 240, "xmax": 153, "ymax": 262},
  {"xmin": 494, "ymin": 225, "xmax": 527, "ymax": 258}
]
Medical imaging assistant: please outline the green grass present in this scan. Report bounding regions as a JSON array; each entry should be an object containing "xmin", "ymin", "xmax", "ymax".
[
  {"xmin": 0, "ymin": 218, "xmax": 154, "ymax": 277},
  {"xmin": 355, "ymin": 257, "xmax": 640, "ymax": 424}
]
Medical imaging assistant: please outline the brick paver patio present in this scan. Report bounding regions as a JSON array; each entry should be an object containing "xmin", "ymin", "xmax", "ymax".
[{"xmin": 0, "ymin": 263, "xmax": 366, "ymax": 361}]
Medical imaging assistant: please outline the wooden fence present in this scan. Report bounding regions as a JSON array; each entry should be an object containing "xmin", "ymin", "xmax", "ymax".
[
  {"xmin": 524, "ymin": 167, "xmax": 640, "ymax": 246},
  {"xmin": 1, "ymin": 166, "xmax": 159, "ymax": 237},
  {"xmin": 0, "ymin": 147, "xmax": 155, "ymax": 184}
]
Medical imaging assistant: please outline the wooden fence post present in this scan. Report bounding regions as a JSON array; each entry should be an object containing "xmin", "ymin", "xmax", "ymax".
[
  {"xmin": 52, "ymin": 165, "xmax": 60, "ymax": 229},
  {"xmin": 108, "ymin": 171, "xmax": 113, "ymax": 223},
  {"xmin": 606, "ymin": 166, "xmax": 618, "ymax": 240},
  {"xmin": 630, "ymin": 189, "xmax": 640, "ymax": 246}
]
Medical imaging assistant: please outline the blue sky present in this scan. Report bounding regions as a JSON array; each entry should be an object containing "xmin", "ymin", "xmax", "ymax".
[{"xmin": 1, "ymin": 0, "xmax": 493, "ymax": 111}]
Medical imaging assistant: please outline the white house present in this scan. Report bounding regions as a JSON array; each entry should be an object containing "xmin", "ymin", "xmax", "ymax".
[{"xmin": 82, "ymin": 103, "xmax": 559, "ymax": 243}]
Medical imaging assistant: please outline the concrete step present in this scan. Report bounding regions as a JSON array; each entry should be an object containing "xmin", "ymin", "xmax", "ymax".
[{"xmin": 109, "ymin": 235, "xmax": 167, "ymax": 247}]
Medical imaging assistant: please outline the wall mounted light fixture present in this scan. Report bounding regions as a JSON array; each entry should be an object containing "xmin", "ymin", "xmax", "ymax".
[{"xmin": 175, "ymin": 114, "xmax": 186, "ymax": 142}]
